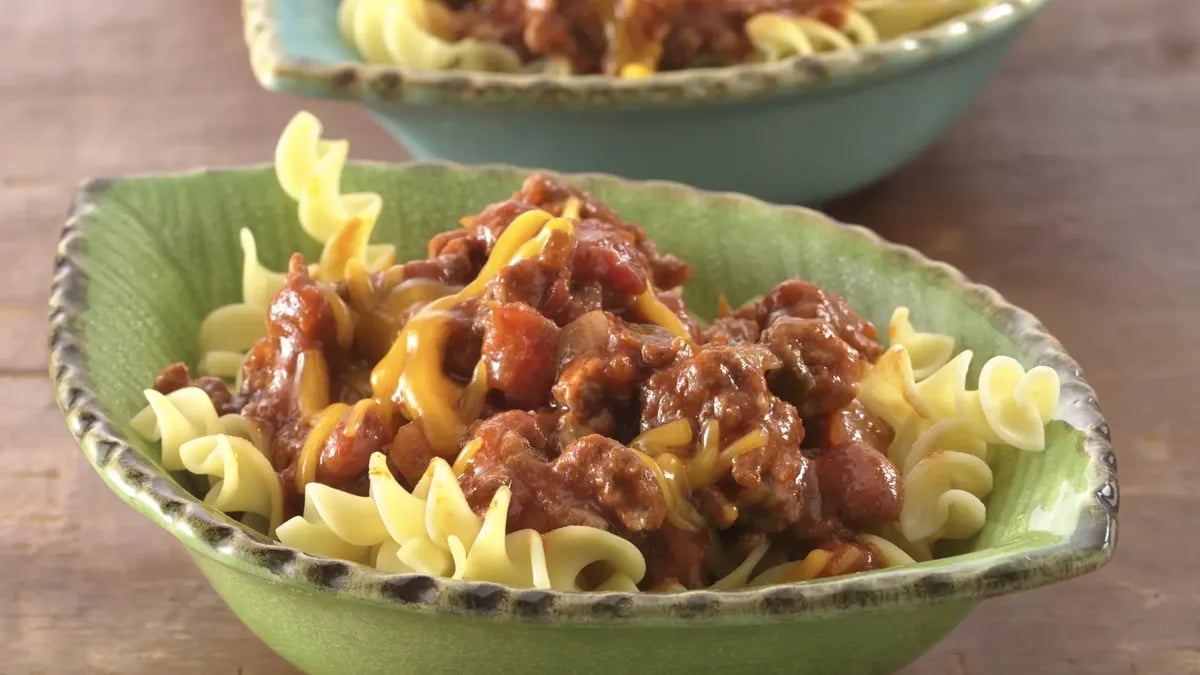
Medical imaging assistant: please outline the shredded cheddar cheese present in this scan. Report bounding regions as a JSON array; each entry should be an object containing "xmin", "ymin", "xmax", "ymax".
[
  {"xmin": 619, "ymin": 63, "xmax": 654, "ymax": 79},
  {"xmin": 452, "ymin": 437, "xmax": 484, "ymax": 475},
  {"xmin": 296, "ymin": 402, "xmax": 350, "ymax": 493},
  {"xmin": 561, "ymin": 196, "xmax": 582, "ymax": 220},
  {"xmin": 632, "ymin": 420, "xmax": 768, "ymax": 530},
  {"xmin": 633, "ymin": 290, "xmax": 691, "ymax": 341},
  {"xmin": 786, "ymin": 549, "xmax": 832, "ymax": 582},
  {"xmin": 370, "ymin": 209, "xmax": 569, "ymax": 455}
]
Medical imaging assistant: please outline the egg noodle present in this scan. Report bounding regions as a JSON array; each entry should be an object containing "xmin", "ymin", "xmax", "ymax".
[
  {"xmin": 338, "ymin": 0, "xmax": 994, "ymax": 77},
  {"xmin": 132, "ymin": 112, "xmax": 1060, "ymax": 592}
]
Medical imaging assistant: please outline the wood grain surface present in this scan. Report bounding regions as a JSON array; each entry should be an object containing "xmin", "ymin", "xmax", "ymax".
[{"xmin": 3, "ymin": 1, "xmax": 1197, "ymax": 673}]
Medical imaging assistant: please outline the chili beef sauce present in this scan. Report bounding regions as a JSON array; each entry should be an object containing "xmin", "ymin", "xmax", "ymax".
[{"xmin": 154, "ymin": 174, "xmax": 904, "ymax": 590}]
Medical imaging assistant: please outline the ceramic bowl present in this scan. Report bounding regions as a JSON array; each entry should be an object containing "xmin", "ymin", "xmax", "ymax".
[
  {"xmin": 51, "ymin": 163, "xmax": 1116, "ymax": 675},
  {"xmin": 241, "ymin": 0, "xmax": 1053, "ymax": 204}
]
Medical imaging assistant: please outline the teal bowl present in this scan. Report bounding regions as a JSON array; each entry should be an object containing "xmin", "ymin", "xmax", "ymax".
[
  {"xmin": 51, "ymin": 163, "xmax": 1116, "ymax": 675},
  {"xmin": 242, "ymin": 0, "xmax": 1052, "ymax": 204}
]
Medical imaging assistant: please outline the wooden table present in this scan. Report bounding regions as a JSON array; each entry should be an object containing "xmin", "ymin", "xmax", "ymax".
[{"xmin": 4, "ymin": 1, "xmax": 1196, "ymax": 673}]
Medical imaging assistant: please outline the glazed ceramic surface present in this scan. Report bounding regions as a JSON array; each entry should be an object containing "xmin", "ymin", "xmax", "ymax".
[
  {"xmin": 51, "ymin": 164, "xmax": 1115, "ymax": 675},
  {"xmin": 241, "ymin": 0, "xmax": 1052, "ymax": 204}
]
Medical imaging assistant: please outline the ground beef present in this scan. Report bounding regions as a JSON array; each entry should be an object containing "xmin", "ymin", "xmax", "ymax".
[
  {"xmin": 729, "ymin": 439, "xmax": 820, "ymax": 535},
  {"xmin": 313, "ymin": 402, "xmax": 394, "ymax": 495},
  {"xmin": 640, "ymin": 342, "xmax": 797, "ymax": 446},
  {"xmin": 152, "ymin": 362, "xmax": 239, "ymax": 415},
  {"xmin": 749, "ymin": 279, "xmax": 884, "ymax": 361},
  {"xmin": 458, "ymin": 412, "xmax": 668, "ymax": 533},
  {"xmin": 553, "ymin": 310, "xmax": 683, "ymax": 441},
  {"xmin": 388, "ymin": 419, "xmax": 441, "ymax": 488},
  {"xmin": 702, "ymin": 314, "xmax": 760, "ymax": 345},
  {"xmin": 481, "ymin": 301, "xmax": 560, "ymax": 409},
  {"xmin": 762, "ymin": 316, "xmax": 865, "ymax": 418},
  {"xmin": 514, "ymin": 174, "xmax": 692, "ymax": 291},
  {"xmin": 731, "ymin": 438, "xmax": 902, "ymax": 545},
  {"xmin": 451, "ymin": 0, "xmax": 530, "ymax": 55},
  {"xmin": 522, "ymin": 0, "xmax": 608, "ymax": 73},
  {"xmin": 634, "ymin": 524, "xmax": 712, "ymax": 590}
]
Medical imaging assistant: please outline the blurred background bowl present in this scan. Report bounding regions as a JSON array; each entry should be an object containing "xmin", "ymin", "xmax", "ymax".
[{"xmin": 242, "ymin": 0, "xmax": 1052, "ymax": 204}]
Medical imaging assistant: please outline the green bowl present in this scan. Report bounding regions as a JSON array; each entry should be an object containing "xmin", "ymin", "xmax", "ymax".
[
  {"xmin": 51, "ymin": 163, "xmax": 1116, "ymax": 675},
  {"xmin": 242, "ymin": 0, "xmax": 1053, "ymax": 204}
]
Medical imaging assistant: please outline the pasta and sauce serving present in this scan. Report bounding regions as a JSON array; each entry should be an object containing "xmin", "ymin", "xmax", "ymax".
[
  {"xmin": 337, "ymin": 0, "xmax": 996, "ymax": 77},
  {"xmin": 132, "ymin": 112, "xmax": 1061, "ymax": 592}
]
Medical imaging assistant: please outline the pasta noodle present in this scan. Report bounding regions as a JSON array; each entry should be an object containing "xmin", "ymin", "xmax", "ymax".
[
  {"xmin": 338, "ymin": 0, "xmax": 524, "ymax": 73},
  {"xmin": 197, "ymin": 112, "xmax": 395, "ymax": 379},
  {"xmin": 892, "ymin": 419, "xmax": 993, "ymax": 544},
  {"xmin": 855, "ymin": 0, "xmax": 991, "ymax": 40},
  {"xmin": 131, "ymin": 388, "xmax": 282, "ymax": 533},
  {"xmin": 178, "ymin": 434, "xmax": 284, "ymax": 535},
  {"xmin": 274, "ymin": 111, "xmax": 394, "ymax": 278},
  {"xmin": 131, "ymin": 387, "xmax": 262, "ymax": 471},
  {"xmin": 745, "ymin": 11, "xmax": 874, "ymax": 61},
  {"xmin": 886, "ymin": 306, "xmax": 955, "ymax": 380},
  {"xmin": 860, "ymin": 344, "xmax": 1060, "ymax": 452},
  {"xmin": 859, "ymin": 308, "xmax": 1057, "ymax": 551},
  {"xmin": 278, "ymin": 453, "xmax": 647, "ymax": 591}
]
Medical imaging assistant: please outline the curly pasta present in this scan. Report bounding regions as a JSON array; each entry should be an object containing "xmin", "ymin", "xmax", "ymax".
[
  {"xmin": 746, "ymin": 9, "xmax": 877, "ymax": 60},
  {"xmin": 887, "ymin": 306, "xmax": 956, "ymax": 380},
  {"xmin": 338, "ymin": 0, "xmax": 523, "ymax": 72},
  {"xmin": 178, "ymin": 434, "xmax": 284, "ymax": 535},
  {"xmin": 196, "ymin": 229, "xmax": 284, "ymax": 377},
  {"xmin": 196, "ymin": 113, "xmax": 395, "ymax": 378},
  {"xmin": 131, "ymin": 388, "xmax": 281, "ymax": 533},
  {"xmin": 338, "ymin": 0, "xmax": 993, "ymax": 75},
  {"xmin": 274, "ymin": 111, "xmax": 394, "ymax": 279},
  {"xmin": 738, "ymin": 0, "xmax": 994, "ymax": 62},
  {"xmin": 856, "ymin": 0, "xmax": 991, "ymax": 40},
  {"xmin": 278, "ymin": 453, "xmax": 647, "ymax": 591},
  {"xmin": 892, "ymin": 418, "xmax": 993, "ymax": 544},
  {"xmin": 860, "ymin": 344, "xmax": 1060, "ymax": 452},
  {"xmin": 131, "ymin": 387, "xmax": 262, "ymax": 471},
  {"xmin": 858, "ymin": 308, "xmax": 1057, "ymax": 552}
]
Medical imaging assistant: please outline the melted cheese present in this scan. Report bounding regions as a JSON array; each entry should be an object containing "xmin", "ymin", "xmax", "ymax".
[
  {"xmin": 786, "ymin": 549, "xmax": 832, "ymax": 582},
  {"xmin": 370, "ymin": 209, "xmax": 569, "ymax": 455},
  {"xmin": 633, "ymin": 290, "xmax": 691, "ymax": 340},
  {"xmin": 595, "ymin": 0, "xmax": 663, "ymax": 78},
  {"xmin": 319, "ymin": 287, "xmax": 355, "ymax": 350},
  {"xmin": 630, "ymin": 418, "xmax": 692, "ymax": 451},
  {"xmin": 296, "ymin": 402, "xmax": 349, "ymax": 493},
  {"xmin": 561, "ymin": 196, "xmax": 582, "ymax": 220},
  {"xmin": 451, "ymin": 437, "xmax": 484, "ymax": 475},
  {"xmin": 460, "ymin": 359, "xmax": 489, "ymax": 422},
  {"xmin": 343, "ymin": 398, "xmax": 376, "ymax": 437},
  {"xmin": 633, "ymin": 419, "xmax": 768, "ymax": 531},
  {"xmin": 632, "ymin": 449, "xmax": 704, "ymax": 531},
  {"xmin": 296, "ymin": 349, "xmax": 332, "ymax": 419}
]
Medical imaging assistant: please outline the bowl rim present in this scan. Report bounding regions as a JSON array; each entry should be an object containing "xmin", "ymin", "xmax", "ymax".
[
  {"xmin": 241, "ymin": 0, "xmax": 1054, "ymax": 109},
  {"xmin": 50, "ymin": 161, "xmax": 1116, "ymax": 623}
]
